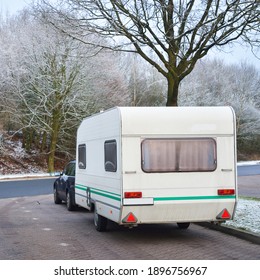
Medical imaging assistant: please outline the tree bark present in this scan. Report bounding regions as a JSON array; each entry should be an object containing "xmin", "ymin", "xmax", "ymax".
[
  {"xmin": 22, "ymin": 128, "xmax": 34, "ymax": 152},
  {"xmin": 48, "ymin": 109, "xmax": 60, "ymax": 173},
  {"xmin": 166, "ymin": 73, "xmax": 179, "ymax": 107},
  {"xmin": 41, "ymin": 131, "xmax": 47, "ymax": 152}
]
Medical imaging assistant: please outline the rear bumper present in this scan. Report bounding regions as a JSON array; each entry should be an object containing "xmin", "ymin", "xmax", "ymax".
[{"xmin": 120, "ymin": 199, "xmax": 237, "ymax": 224}]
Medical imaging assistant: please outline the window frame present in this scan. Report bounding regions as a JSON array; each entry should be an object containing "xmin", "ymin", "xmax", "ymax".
[
  {"xmin": 78, "ymin": 144, "xmax": 86, "ymax": 169},
  {"xmin": 104, "ymin": 139, "xmax": 117, "ymax": 172},
  {"xmin": 141, "ymin": 138, "xmax": 217, "ymax": 173}
]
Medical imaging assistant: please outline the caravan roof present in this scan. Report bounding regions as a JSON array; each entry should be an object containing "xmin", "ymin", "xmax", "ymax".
[
  {"xmin": 117, "ymin": 106, "xmax": 235, "ymax": 136},
  {"xmin": 77, "ymin": 106, "xmax": 235, "ymax": 141}
]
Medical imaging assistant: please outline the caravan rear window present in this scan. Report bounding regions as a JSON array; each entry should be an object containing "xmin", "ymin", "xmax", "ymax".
[{"xmin": 141, "ymin": 138, "xmax": 216, "ymax": 173}]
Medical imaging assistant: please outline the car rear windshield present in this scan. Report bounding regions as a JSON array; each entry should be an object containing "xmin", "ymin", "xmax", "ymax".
[{"xmin": 141, "ymin": 138, "xmax": 217, "ymax": 173}]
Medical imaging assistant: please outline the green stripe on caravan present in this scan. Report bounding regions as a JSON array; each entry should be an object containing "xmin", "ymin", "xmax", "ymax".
[
  {"xmin": 75, "ymin": 184, "xmax": 121, "ymax": 201},
  {"xmin": 154, "ymin": 195, "xmax": 236, "ymax": 201},
  {"xmin": 76, "ymin": 184, "xmax": 235, "ymax": 202}
]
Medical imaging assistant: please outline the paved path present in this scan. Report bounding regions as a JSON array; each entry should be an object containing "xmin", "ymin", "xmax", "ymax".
[{"xmin": 0, "ymin": 194, "xmax": 259, "ymax": 260}]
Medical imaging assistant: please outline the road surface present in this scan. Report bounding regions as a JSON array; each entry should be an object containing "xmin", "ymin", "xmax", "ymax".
[
  {"xmin": 237, "ymin": 163, "xmax": 260, "ymax": 176},
  {"xmin": 0, "ymin": 177, "xmax": 55, "ymax": 199}
]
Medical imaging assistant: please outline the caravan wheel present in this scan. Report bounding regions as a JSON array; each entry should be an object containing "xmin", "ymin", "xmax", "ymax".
[
  {"xmin": 94, "ymin": 207, "xmax": 108, "ymax": 232},
  {"xmin": 177, "ymin": 222, "xmax": 190, "ymax": 229}
]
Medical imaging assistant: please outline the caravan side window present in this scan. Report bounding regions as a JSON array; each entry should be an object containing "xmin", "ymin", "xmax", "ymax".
[
  {"xmin": 78, "ymin": 144, "xmax": 86, "ymax": 169},
  {"xmin": 104, "ymin": 140, "xmax": 117, "ymax": 172},
  {"xmin": 141, "ymin": 138, "xmax": 217, "ymax": 173}
]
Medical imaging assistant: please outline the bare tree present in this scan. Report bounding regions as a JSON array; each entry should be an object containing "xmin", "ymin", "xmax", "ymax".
[
  {"xmin": 0, "ymin": 16, "xmax": 87, "ymax": 172},
  {"xmin": 34, "ymin": 0, "xmax": 259, "ymax": 106},
  {"xmin": 120, "ymin": 53, "xmax": 166, "ymax": 106},
  {"xmin": 179, "ymin": 59, "xmax": 260, "ymax": 158},
  {"xmin": 0, "ymin": 11, "xmax": 131, "ymax": 172}
]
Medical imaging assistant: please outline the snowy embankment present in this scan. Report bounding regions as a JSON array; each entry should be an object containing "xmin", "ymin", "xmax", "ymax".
[
  {"xmin": 228, "ymin": 161, "xmax": 260, "ymax": 236},
  {"xmin": 225, "ymin": 198, "xmax": 260, "ymax": 235}
]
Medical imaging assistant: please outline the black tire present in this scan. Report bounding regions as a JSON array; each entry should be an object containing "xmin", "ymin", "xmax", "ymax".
[
  {"xmin": 94, "ymin": 207, "xmax": 108, "ymax": 232},
  {"xmin": 66, "ymin": 191, "xmax": 75, "ymax": 211},
  {"xmin": 177, "ymin": 222, "xmax": 190, "ymax": 229},
  {"xmin": 54, "ymin": 187, "xmax": 62, "ymax": 204}
]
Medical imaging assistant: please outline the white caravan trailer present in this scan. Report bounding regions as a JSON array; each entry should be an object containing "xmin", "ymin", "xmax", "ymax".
[{"xmin": 75, "ymin": 107, "xmax": 237, "ymax": 231}]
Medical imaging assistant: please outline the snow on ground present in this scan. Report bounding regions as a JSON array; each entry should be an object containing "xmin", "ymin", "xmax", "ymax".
[
  {"xmin": 0, "ymin": 137, "xmax": 48, "ymax": 175},
  {"xmin": 225, "ymin": 198, "xmax": 260, "ymax": 235}
]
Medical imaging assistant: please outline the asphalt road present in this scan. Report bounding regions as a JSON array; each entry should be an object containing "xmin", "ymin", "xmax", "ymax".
[
  {"xmin": 237, "ymin": 164, "xmax": 260, "ymax": 176},
  {"xmin": 0, "ymin": 178, "xmax": 56, "ymax": 199},
  {"xmin": 237, "ymin": 176, "xmax": 260, "ymax": 198}
]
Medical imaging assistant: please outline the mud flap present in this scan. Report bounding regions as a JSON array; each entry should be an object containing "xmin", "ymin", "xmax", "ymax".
[{"xmin": 86, "ymin": 187, "xmax": 91, "ymax": 208}]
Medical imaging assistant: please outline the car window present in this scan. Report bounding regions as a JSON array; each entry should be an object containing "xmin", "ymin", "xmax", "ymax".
[{"xmin": 64, "ymin": 162, "xmax": 75, "ymax": 176}]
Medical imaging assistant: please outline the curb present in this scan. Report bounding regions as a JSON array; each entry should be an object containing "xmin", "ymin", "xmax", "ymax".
[
  {"xmin": 0, "ymin": 173, "xmax": 59, "ymax": 181},
  {"xmin": 237, "ymin": 160, "xmax": 260, "ymax": 166},
  {"xmin": 196, "ymin": 222, "xmax": 260, "ymax": 245}
]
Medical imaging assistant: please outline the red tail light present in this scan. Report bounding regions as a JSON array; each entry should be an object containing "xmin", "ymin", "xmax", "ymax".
[
  {"xmin": 124, "ymin": 192, "xmax": 142, "ymax": 198},
  {"xmin": 218, "ymin": 189, "xmax": 235, "ymax": 196}
]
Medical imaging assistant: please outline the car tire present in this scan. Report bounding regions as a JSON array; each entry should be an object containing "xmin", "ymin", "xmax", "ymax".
[
  {"xmin": 177, "ymin": 222, "xmax": 190, "ymax": 229},
  {"xmin": 94, "ymin": 206, "xmax": 107, "ymax": 232},
  {"xmin": 54, "ymin": 187, "xmax": 62, "ymax": 204},
  {"xmin": 66, "ymin": 191, "xmax": 75, "ymax": 211}
]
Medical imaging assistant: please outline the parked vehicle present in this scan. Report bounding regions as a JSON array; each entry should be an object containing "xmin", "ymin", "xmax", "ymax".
[
  {"xmin": 53, "ymin": 160, "xmax": 76, "ymax": 211},
  {"xmin": 75, "ymin": 107, "xmax": 237, "ymax": 231}
]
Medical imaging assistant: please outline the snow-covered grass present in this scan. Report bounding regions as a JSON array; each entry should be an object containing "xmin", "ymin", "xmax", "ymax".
[
  {"xmin": 0, "ymin": 138, "xmax": 48, "ymax": 175},
  {"xmin": 225, "ymin": 198, "xmax": 260, "ymax": 235}
]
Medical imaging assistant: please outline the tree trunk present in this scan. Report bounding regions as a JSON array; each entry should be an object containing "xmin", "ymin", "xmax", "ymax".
[
  {"xmin": 166, "ymin": 73, "xmax": 179, "ymax": 107},
  {"xmin": 22, "ymin": 128, "xmax": 34, "ymax": 152},
  {"xmin": 48, "ymin": 110, "xmax": 60, "ymax": 173},
  {"xmin": 41, "ymin": 131, "xmax": 47, "ymax": 152}
]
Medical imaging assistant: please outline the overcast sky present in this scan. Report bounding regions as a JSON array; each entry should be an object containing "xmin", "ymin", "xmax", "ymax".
[
  {"xmin": 0, "ymin": 0, "xmax": 259, "ymax": 69},
  {"xmin": 0, "ymin": 0, "xmax": 28, "ymax": 15}
]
